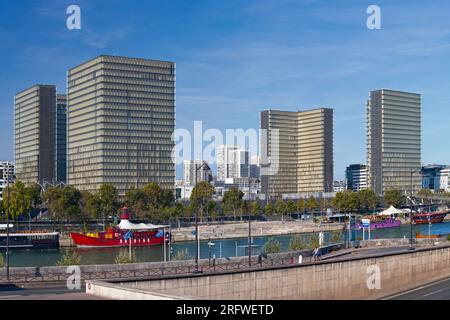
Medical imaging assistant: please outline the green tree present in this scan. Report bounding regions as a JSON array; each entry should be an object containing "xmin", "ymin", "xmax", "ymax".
[
  {"xmin": 250, "ymin": 201, "xmax": 261, "ymax": 217},
  {"xmin": 384, "ymin": 189, "xmax": 405, "ymax": 208},
  {"xmin": 3, "ymin": 181, "xmax": 32, "ymax": 220},
  {"xmin": 332, "ymin": 190, "xmax": 354, "ymax": 212},
  {"xmin": 80, "ymin": 191, "xmax": 100, "ymax": 220},
  {"xmin": 275, "ymin": 199, "xmax": 287, "ymax": 220},
  {"xmin": 26, "ymin": 184, "xmax": 42, "ymax": 216},
  {"xmin": 205, "ymin": 200, "xmax": 217, "ymax": 221},
  {"xmin": 160, "ymin": 189, "xmax": 175, "ymax": 208},
  {"xmin": 222, "ymin": 187, "xmax": 244, "ymax": 220},
  {"xmin": 264, "ymin": 203, "xmax": 274, "ymax": 216},
  {"xmin": 44, "ymin": 186, "xmax": 83, "ymax": 224},
  {"xmin": 190, "ymin": 181, "xmax": 214, "ymax": 222},
  {"xmin": 143, "ymin": 182, "xmax": 163, "ymax": 208},
  {"xmin": 296, "ymin": 198, "xmax": 305, "ymax": 213},
  {"xmin": 171, "ymin": 202, "xmax": 185, "ymax": 227},
  {"xmin": 98, "ymin": 184, "xmax": 120, "ymax": 229},
  {"xmin": 348, "ymin": 192, "xmax": 361, "ymax": 212},
  {"xmin": 263, "ymin": 237, "xmax": 281, "ymax": 254},
  {"xmin": 124, "ymin": 188, "xmax": 148, "ymax": 219},
  {"xmin": 306, "ymin": 196, "xmax": 318, "ymax": 213},
  {"xmin": 358, "ymin": 189, "xmax": 379, "ymax": 212}
]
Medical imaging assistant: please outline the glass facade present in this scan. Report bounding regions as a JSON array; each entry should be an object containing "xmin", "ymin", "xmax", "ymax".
[
  {"xmin": 261, "ymin": 108, "xmax": 333, "ymax": 198},
  {"xmin": 67, "ymin": 55, "xmax": 176, "ymax": 194},
  {"xmin": 14, "ymin": 85, "xmax": 56, "ymax": 184},
  {"xmin": 367, "ymin": 89, "xmax": 422, "ymax": 194},
  {"xmin": 56, "ymin": 94, "xmax": 67, "ymax": 183}
]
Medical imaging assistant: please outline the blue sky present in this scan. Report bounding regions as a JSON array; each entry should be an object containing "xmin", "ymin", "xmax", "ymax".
[{"xmin": 1, "ymin": 0, "xmax": 450, "ymax": 180}]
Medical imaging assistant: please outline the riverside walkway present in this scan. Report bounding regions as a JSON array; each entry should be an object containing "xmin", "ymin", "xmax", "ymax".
[{"xmin": 171, "ymin": 220, "xmax": 344, "ymax": 242}]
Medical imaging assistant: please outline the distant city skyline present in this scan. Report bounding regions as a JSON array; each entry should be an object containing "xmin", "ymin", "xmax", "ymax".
[{"xmin": 1, "ymin": 1, "xmax": 450, "ymax": 181}]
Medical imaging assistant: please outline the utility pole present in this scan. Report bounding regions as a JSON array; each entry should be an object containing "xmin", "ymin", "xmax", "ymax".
[
  {"xmin": 193, "ymin": 160, "xmax": 211, "ymax": 273},
  {"xmin": 5, "ymin": 162, "xmax": 10, "ymax": 281},
  {"xmin": 409, "ymin": 168, "xmax": 419, "ymax": 251},
  {"xmin": 248, "ymin": 214, "xmax": 252, "ymax": 266},
  {"xmin": 194, "ymin": 163, "xmax": 199, "ymax": 273}
]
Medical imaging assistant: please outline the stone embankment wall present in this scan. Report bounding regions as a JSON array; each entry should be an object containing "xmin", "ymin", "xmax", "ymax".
[{"xmin": 116, "ymin": 244, "xmax": 450, "ymax": 300}]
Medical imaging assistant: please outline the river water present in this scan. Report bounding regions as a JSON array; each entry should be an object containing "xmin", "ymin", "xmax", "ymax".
[{"xmin": 5, "ymin": 221, "xmax": 450, "ymax": 267}]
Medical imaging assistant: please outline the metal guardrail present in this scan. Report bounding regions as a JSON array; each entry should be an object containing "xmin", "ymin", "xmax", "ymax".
[{"xmin": 0, "ymin": 255, "xmax": 310, "ymax": 284}]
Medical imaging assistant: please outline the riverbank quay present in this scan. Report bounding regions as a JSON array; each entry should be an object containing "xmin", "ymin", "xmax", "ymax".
[
  {"xmin": 2, "ymin": 238, "xmax": 443, "ymax": 286},
  {"xmin": 170, "ymin": 220, "xmax": 344, "ymax": 242},
  {"xmin": 0, "ymin": 248, "xmax": 318, "ymax": 285},
  {"xmin": 57, "ymin": 220, "xmax": 344, "ymax": 247}
]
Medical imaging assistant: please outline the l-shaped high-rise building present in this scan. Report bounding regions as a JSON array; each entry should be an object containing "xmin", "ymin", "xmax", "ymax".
[
  {"xmin": 14, "ymin": 85, "xmax": 56, "ymax": 184},
  {"xmin": 366, "ymin": 89, "xmax": 422, "ymax": 195},
  {"xmin": 14, "ymin": 85, "xmax": 68, "ymax": 185},
  {"xmin": 260, "ymin": 108, "xmax": 333, "ymax": 198},
  {"xmin": 67, "ymin": 55, "xmax": 176, "ymax": 194}
]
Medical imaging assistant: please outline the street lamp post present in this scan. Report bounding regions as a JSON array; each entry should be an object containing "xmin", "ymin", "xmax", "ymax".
[
  {"xmin": 5, "ymin": 162, "xmax": 10, "ymax": 281},
  {"xmin": 409, "ymin": 168, "xmax": 420, "ymax": 251},
  {"xmin": 248, "ymin": 214, "xmax": 252, "ymax": 266},
  {"xmin": 193, "ymin": 161, "xmax": 211, "ymax": 273}
]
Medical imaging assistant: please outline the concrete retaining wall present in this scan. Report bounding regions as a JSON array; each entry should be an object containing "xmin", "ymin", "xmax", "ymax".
[
  {"xmin": 85, "ymin": 280, "xmax": 190, "ymax": 300},
  {"xmin": 116, "ymin": 244, "xmax": 450, "ymax": 300},
  {"xmin": 0, "ymin": 248, "xmax": 314, "ymax": 279}
]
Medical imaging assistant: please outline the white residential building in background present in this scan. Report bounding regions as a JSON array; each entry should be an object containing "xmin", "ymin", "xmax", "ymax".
[
  {"xmin": 345, "ymin": 164, "xmax": 368, "ymax": 192},
  {"xmin": 217, "ymin": 145, "xmax": 250, "ymax": 181},
  {"xmin": 183, "ymin": 160, "xmax": 212, "ymax": 185},
  {"xmin": 440, "ymin": 168, "xmax": 450, "ymax": 192},
  {"xmin": 0, "ymin": 161, "xmax": 15, "ymax": 200},
  {"xmin": 333, "ymin": 180, "xmax": 346, "ymax": 192}
]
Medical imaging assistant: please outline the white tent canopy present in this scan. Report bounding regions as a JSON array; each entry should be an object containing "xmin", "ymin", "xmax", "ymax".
[
  {"xmin": 118, "ymin": 219, "xmax": 168, "ymax": 230},
  {"xmin": 378, "ymin": 205, "xmax": 407, "ymax": 216}
]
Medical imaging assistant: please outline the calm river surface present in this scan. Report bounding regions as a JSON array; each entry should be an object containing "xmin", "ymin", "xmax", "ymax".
[{"xmin": 6, "ymin": 221, "xmax": 450, "ymax": 267}]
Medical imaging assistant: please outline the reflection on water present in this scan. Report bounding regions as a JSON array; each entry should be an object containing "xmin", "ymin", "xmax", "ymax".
[{"xmin": 6, "ymin": 221, "xmax": 450, "ymax": 267}]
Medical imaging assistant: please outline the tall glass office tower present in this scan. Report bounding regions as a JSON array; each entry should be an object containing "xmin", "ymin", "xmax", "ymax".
[
  {"xmin": 14, "ymin": 85, "xmax": 56, "ymax": 184},
  {"xmin": 67, "ymin": 55, "xmax": 176, "ymax": 194},
  {"xmin": 260, "ymin": 108, "xmax": 333, "ymax": 198},
  {"xmin": 366, "ymin": 89, "xmax": 421, "ymax": 195}
]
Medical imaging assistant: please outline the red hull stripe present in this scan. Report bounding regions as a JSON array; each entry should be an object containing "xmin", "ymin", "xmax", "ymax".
[{"xmin": 70, "ymin": 233, "xmax": 165, "ymax": 247}]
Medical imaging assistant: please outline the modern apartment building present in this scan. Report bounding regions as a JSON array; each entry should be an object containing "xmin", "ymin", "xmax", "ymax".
[
  {"xmin": 14, "ymin": 85, "xmax": 56, "ymax": 185},
  {"xmin": 216, "ymin": 145, "xmax": 250, "ymax": 181},
  {"xmin": 346, "ymin": 164, "xmax": 368, "ymax": 192},
  {"xmin": 183, "ymin": 160, "xmax": 212, "ymax": 185},
  {"xmin": 56, "ymin": 94, "xmax": 67, "ymax": 183},
  {"xmin": 333, "ymin": 180, "xmax": 346, "ymax": 192},
  {"xmin": 0, "ymin": 161, "xmax": 15, "ymax": 183},
  {"xmin": 366, "ymin": 89, "xmax": 421, "ymax": 195},
  {"xmin": 250, "ymin": 155, "xmax": 260, "ymax": 179},
  {"xmin": 260, "ymin": 108, "xmax": 333, "ymax": 198},
  {"xmin": 421, "ymin": 164, "xmax": 446, "ymax": 190},
  {"xmin": 440, "ymin": 168, "xmax": 450, "ymax": 192},
  {"xmin": 0, "ymin": 161, "xmax": 14, "ymax": 200},
  {"xmin": 67, "ymin": 55, "xmax": 176, "ymax": 194}
]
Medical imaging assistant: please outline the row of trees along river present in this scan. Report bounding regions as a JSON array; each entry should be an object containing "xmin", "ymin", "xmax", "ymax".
[{"xmin": 1, "ymin": 181, "xmax": 449, "ymax": 228}]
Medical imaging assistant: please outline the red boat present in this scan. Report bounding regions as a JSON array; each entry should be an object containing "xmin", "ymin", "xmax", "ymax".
[
  {"xmin": 413, "ymin": 210, "xmax": 449, "ymax": 225},
  {"xmin": 70, "ymin": 206, "xmax": 170, "ymax": 248}
]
